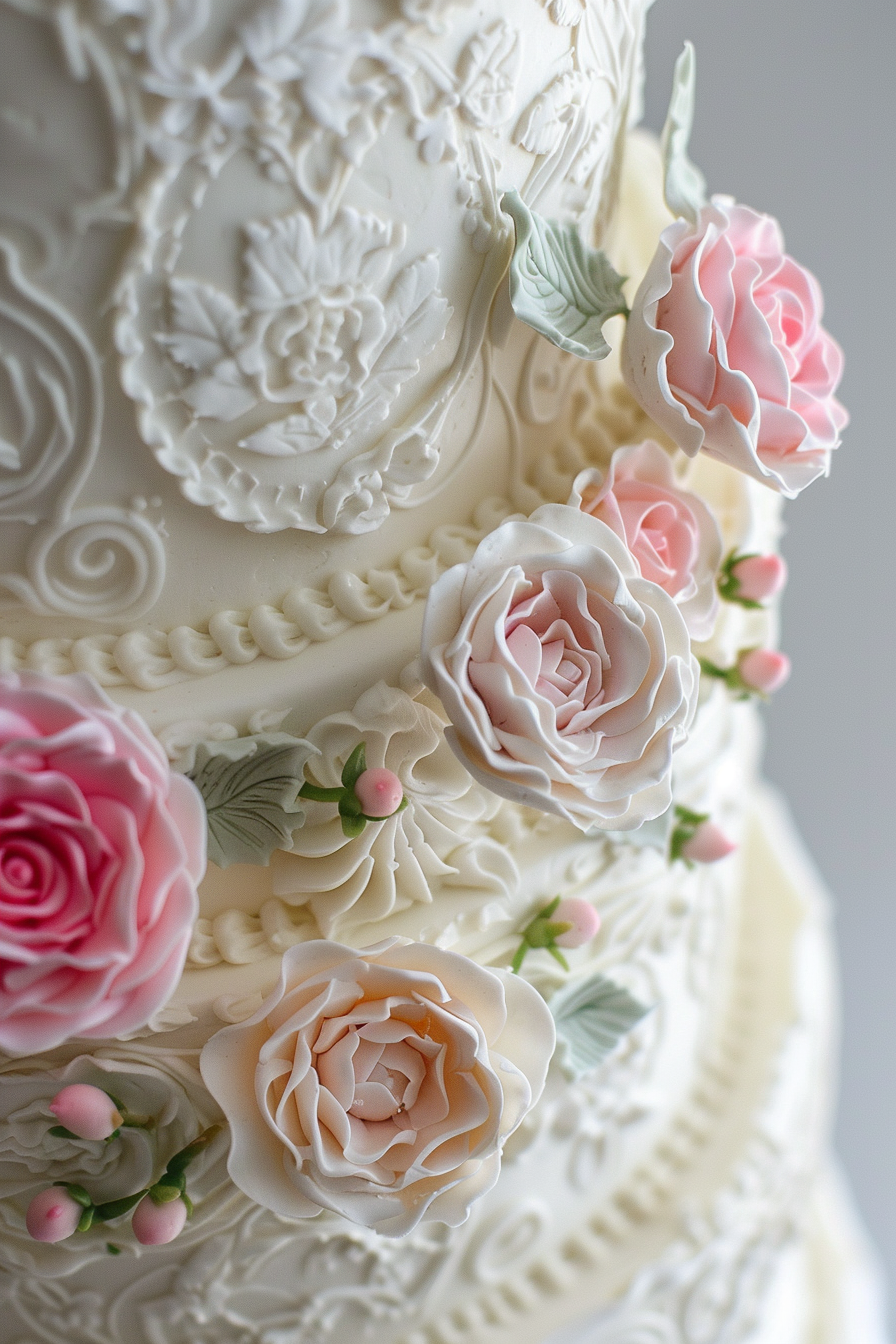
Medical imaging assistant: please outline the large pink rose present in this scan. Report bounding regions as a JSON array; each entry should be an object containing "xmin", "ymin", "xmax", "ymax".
[
  {"xmin": 622, "ymin": 199, "xmax": 847, "ymax": 497},
  {"xmin": 200, "ymin": 939, "xmax": 554, "ymax": 1237},
  {"xmin": 568, "ymin": 440, "xmax": 722, "ymax": 639},
  {"xmin": 0, "ymin": 673, "xmax": 205, "ymax": 1054},
  {"xmin": 421, "ymin": 504, "xmax": 698, "ymax": 831}
]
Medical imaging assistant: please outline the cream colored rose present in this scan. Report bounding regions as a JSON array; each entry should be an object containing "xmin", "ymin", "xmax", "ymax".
[
  {"xmin": 421, "ymin": 504, "xmax": 698, "ymax": 831},
  {"xmin": 200, "ymin": 939, "xmax": 554, "ymax": 1237}
]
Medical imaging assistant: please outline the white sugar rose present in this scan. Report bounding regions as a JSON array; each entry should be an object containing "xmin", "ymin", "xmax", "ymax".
[
  {"xmin": 200, "ymin": 939, "xmax": 554, "ymax": 1237},
  {"xmin": 421, "ymin": 504, "xmax": 698, "ymax": 831},
  {"xmin": 272, "ymin": 682, "xmax": 517, "ymax": 936}
]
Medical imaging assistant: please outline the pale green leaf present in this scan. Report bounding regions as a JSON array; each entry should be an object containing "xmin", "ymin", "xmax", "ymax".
[
  {"xmin": 660, "ymin": 42, "xmax": 708, "ymax": 225},
  {"xmin": 502, "ymin": 189, "xmax": 628, "ymax": 360},
  {"xmin": 551, "ymin": 974, "xmax": 651, "ymax": 1078},
  {"xmin": 184, "ymin": 733, "xmax": 315, "ymax": 868}
]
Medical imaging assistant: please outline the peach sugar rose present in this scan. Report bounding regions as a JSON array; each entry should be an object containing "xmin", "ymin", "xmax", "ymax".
[{"xmin": 200, "ymin": 938, "xmax": 554, "ymax": 1237}]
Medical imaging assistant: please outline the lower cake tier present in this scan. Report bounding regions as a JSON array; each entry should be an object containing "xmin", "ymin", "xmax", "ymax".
[{"xmin": 0, "ymin": 790, "xmax": 883, "ymax": 1344}]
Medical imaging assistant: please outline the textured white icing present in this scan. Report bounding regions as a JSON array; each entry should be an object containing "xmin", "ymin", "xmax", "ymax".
[
  {"xmin": 0, "ymin": 796, "xmax": 874, "ymax": 1342},
  {"xmin": 0, "ymin": 2, "xmax": 877, "ymax": 1338},
  {"xmin": 0, "ymin": 0, "xmax": 646, "ymax": 644},
  {"xmin": 270, "ymin": 681, "xmax": 518, "ymax": 936}
]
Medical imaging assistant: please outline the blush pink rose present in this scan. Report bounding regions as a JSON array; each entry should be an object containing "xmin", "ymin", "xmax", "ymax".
[
  {"xmin": 200, "ymin": 938, "xmax": 554, "ymax": 1237},
  {"xmin": 0, "ymin": 672, "xmax": 205, "ymax": 1054},
  {"xmin": 421, "ymin": 504, "xmax": 698, "ymax": 832},
  {"xmin": 568, "ymin": 441, "xmax": 722, "ymax": 639},
  {"xmin": 622, "ymin": 199, "xmax": 847, "ymax": 497}
]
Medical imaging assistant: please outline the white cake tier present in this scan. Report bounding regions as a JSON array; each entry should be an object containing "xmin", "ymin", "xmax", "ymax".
[
  {"xmin": 0, "ymin": 792, "xmax": 873, "ymax": 1343},
  {"xmin": 0, "ymin": 0, "xmax": 648, "ymax": 650},
  {"xmin": 0, "ymin": 3, "xmax": 878, "ymax": 1338}
]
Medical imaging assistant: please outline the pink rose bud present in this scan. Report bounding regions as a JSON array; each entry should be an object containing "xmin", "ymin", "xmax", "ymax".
[
  {"xmin": 680, "ymin": 821, "xmax": 737, "ymax": 864},
  {"xmin": 737, "ymin": 647, "xmax": 791, "ymax": 696},
  {"xmin": 730, "ymin": 554, "xmax": 787, "ymax": 603},
  {"xmin": 49, "ymin": 1084, "xmax": 123, "ymax": 1141},
  {"xmin": 354, "ymin": 767, "xmax": 404, "ymax": 818},
  {"xmin": 553, "ymin": 897, "xmax": 602, "ymax": 949},
  {"xmin": 26, "ymin": 1187, "xmax": 83, "ymax": 1243},
  {"xmin": 132, "ymin": 1193, "xmax": 188, "ymax": 1246}
]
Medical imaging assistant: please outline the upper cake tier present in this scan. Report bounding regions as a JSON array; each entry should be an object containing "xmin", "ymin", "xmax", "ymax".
[{"xmin": 0, "ymin": 0, "xmax": 649, "ymax": 664}]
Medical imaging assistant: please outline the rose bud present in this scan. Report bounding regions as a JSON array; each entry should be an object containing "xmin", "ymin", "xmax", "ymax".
[
  {"xmin": 354, "ymin": 767, "xmax": 404, "ymax": 818},
  {"xmin": 132, "ymin": 1193, "xmax": 188, "ymax": 1246},
  {"xmin": 26, "ymin": 1188, "xmax": 83, "ymax": 1243},
  {"xmin": 553, "ymin": 898, "xmax": 602, "ymax": 948},
  {"xmin": 49, "ymin": 1084, "xmax": 123, "ymax": 1141},
  {"xmin": 730, "ymin": 554, "xmax": 787, "ymax": 604},
  {"xmin": 737, "ymin": 648, "xmax": 791, "ymax": 696},
  {"xmin": 680, "ymin": 821, "xmax": 737, "ymax": 865}
]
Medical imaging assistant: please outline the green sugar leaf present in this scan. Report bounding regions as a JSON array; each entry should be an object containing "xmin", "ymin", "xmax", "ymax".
[
  {"xmin": 184, "ymin": 733, "xmax": 316, "ymax": 868},
  {"xmin": 660, "ymin": 42, "xmax": 708, "ymax": 224},
  {"xmin": 551, "ymin": 974, "xmax": 651, "ymax": 1078},
  {"xmin": 502, "ymin": 189, "xmax": 628, "ymax": 361},
  {"xmin": 341, "ymin": 742, "xmax": 367, "ymax": 790}
]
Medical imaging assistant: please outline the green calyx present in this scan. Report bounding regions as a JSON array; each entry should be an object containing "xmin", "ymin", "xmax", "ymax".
[
  {"xmin": 511, "ymin": 897, "xmax": 574, "ymax": 974},
  {"xmin": 669, "ymin": 804, "xmax": 709, "ymax": 866},
  {"xmin": 698, "ymin": 656, "xmax": 754, "ymax": 701},
  {"xmin": 717, "ymin": 551, "xmax": 763, "ymax": 609},
  {"xmin": 299, "ymin": 742, "xmax": 408, "ymax": 839}
]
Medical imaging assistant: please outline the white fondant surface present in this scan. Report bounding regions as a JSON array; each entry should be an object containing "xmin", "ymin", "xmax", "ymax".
[
  {"xmin": 0, "ymin": 2, "xmax": 883, "ymax": 1339},
  {"xmin": 0, "ymin": 794, "xmax": 885, "ymax": 1342}
]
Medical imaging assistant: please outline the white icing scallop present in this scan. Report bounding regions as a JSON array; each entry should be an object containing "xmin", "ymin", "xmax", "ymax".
[{"xmin": 270, "ymin": 681, "xmax": 519, "ymax": 935}]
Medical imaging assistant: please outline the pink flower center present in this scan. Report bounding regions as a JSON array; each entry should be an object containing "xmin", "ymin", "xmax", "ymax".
[
  {"xmin": 596, "ymin": 481, "xmax": 700, "ymax": 597},
  {"xmin": 314, "ymin": 1016, "xmax": 446, "ymax": 1137},
  {"xmin": 1, "ymin": 852, "xmax": 38, "ymax": 893},
  {"xmin": 497, "ymin": 572, "xmax": 616, "ymax": 733}
]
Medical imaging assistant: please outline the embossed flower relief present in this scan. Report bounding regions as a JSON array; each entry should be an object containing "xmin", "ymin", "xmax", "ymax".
[
  {"xmin": 541, "ymin": 0, "xmax": 587, "ymax": 26},
  {"xmin": 87, "ymin": 0, "xmax": 401, "ymax": 169},
  {"xmin": 151, "ymin": 207, "xmax": 450, "ymax": 533},
  {"xmin": 270, "ymin": 682, "xmax": 519, "ymax": 938}
]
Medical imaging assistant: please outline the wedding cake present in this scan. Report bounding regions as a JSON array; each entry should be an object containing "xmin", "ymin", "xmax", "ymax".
[{"xmin": 0, "ymin": 2, "xmax": 886, "ymax": 1341}]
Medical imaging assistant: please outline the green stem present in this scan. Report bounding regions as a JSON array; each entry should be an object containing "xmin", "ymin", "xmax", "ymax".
[{"xmin": 298, "ymin": 782, "xmax": 346, "ymax": 803}]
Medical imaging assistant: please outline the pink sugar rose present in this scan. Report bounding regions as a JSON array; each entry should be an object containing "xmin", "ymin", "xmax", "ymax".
[
  {"xmin": 421, "ymin": 504, "xmax": 698, "ymax": 832},
  {"xmin": 0, "ymin": 673, "xmax": 205, "ymax": 1054},
  {"xmin": 200, "ymin": 938, "xmax": 554, "ymax": 1237},
  {"xmin": 569, "ymin": 441, "xmax": 722, "ymax": 639},
  {"xmin": 622, "ymin": 199, "xmax": 847, "ymax": 497}
]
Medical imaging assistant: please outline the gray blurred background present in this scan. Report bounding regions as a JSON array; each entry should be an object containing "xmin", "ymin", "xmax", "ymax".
[{"xmin": 642, "ymin": 0, "xmax": 896, "ymax": 1313}]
